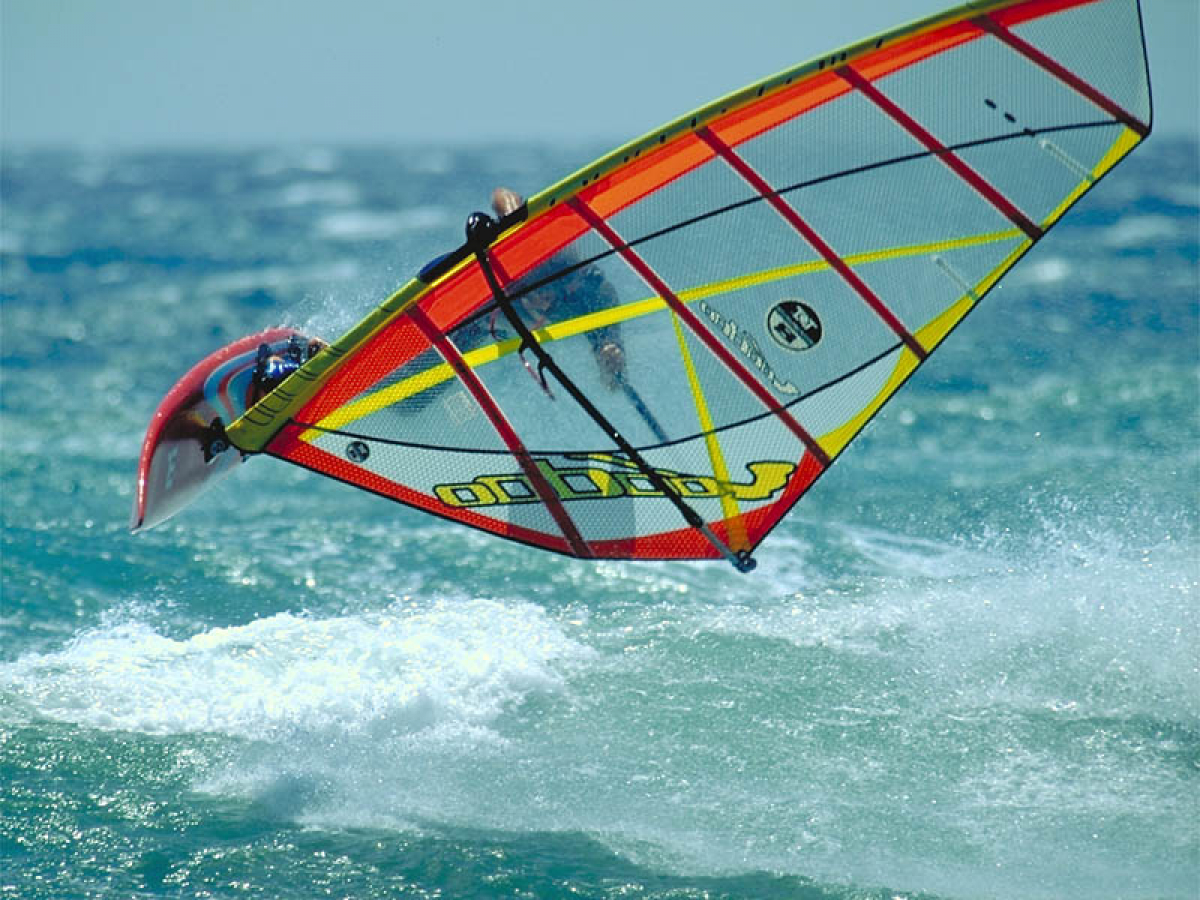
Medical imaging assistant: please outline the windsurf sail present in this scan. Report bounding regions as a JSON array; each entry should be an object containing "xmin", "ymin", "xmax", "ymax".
[{"xmin": 223, "ymin": 0, "xmax": 1151, "ymax": 570}]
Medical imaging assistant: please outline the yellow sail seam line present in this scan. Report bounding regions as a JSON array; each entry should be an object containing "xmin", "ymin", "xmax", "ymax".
[
  {"xmin": 814, "ymin": 127, "xmax": 1143, "ymax": 458},
  {"xmin": 306, "ymin": 227, "xmax": 1020, "ymax": 438},
  {"xmin": 815, "ymin": 234, "xmax": 1031, "ymax": 457},
  {"xmin": 1041, "ymin": 127, "xmax": 1142, "ymax": 231},
  {"xmin": 669, "ymin": 313, "xmax": 748, "ymax": 550}
]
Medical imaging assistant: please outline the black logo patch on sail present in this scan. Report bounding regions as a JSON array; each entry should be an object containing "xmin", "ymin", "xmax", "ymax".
[
  {"xmin": 346, "ymin": 440, "xmax": 371, "ymax": 463},
  {"xmin": 766, "ymin": 300, "xmax": 822, "ymax": 351}
]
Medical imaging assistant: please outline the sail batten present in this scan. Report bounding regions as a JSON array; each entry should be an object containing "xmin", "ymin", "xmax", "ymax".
[
  {"xmin": 974, "ymin": 14, "xmax": 1149, "ymax": 136},
  {"xmin": 409, "ymin": 306, "xmax": 593, "ymax": 558},
  {"xmin": 837, "ymin": 64, "xmax": 1045, "ymax": 240}
]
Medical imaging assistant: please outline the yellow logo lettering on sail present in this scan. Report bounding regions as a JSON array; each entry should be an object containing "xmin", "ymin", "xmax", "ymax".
[{"xmin": 433, "ymin": 454, "xmax": 795, "ymax": 509}]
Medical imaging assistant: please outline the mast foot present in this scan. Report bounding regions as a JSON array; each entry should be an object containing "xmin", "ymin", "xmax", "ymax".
[{"xmin": 733, "ymin": 551, "xmax": 757, "ymax": 573}]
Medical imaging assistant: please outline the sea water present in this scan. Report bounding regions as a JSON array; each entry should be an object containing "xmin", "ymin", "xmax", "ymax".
[{"xmin": 1, "ymin": 139, "xmax": 1196, "ymax": 899}]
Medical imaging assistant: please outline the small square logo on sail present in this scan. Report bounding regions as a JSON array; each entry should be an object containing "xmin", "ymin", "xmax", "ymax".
[{"xmin": 767, "ymin": 300, "xmax": 822, "ymax": 351}]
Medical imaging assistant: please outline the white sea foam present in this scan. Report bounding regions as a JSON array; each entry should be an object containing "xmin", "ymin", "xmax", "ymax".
[
  {"xmin": 277, "ymin": 179, "xmax": 361, "ymax": 208},
  {"xmin": 2, "ymin": 597, "xmax": 593, "ymax": 741},
  {"xmin": 1022, "ymin": 256, "xmax": 1071, "ymax": 284},
  {"xmin": 843, "ymin": 525, "xmax": 995, "ymax": 580},
  {"xmin": 197, "ymin": 260, "xmax": 361, "ymax": 297},
  {"xmin": 252, "ymin": 148, "xmax": 339, "ymax": 177},
  {"xmin": 404, "ymin": 148, "xmax": 454, "ymax": 175},
  {"xmin": 1101, "ymin": 213, "xmax": 1180, "ymax": 248},
  {"xmin": 315, "ymin": 206, "xmax": 450, "ymax": 241},
  {"xmin": 708, "ymin": 512, "xmax": 1198, "ymax": 720}
]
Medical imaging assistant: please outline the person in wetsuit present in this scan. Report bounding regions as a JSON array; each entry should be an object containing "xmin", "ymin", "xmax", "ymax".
[
  {"xmin": 250, "ymin": 335, "xmax": 325, "ymax": 403},
  {"xmin": 485, "ymin": 187, "xmax": 627, "ymax": 389}
]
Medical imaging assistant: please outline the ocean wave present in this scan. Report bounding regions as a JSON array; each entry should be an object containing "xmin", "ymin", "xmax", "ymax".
[{"xmin": 1, "ymin": 597, "xmax": 593, "ymax": 742}]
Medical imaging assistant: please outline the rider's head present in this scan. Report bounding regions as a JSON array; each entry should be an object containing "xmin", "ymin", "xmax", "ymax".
[{"xmin": 491, "ymin": 187, "xmax": 524, "ymax": 218}]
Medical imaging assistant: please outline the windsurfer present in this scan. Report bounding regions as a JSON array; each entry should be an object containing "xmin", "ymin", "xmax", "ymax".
[
  {"xmin": 250, "ymin": 334, "xmax": 326, "ymax": 403},
  {"xmin": 489, "ymin": 187, "xmax": 627, "ymax": 390}
]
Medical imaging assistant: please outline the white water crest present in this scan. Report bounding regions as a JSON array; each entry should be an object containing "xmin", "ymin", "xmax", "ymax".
[{"xmin": 3, "ymin": 597, "xmax": 592, "ymax": 742}]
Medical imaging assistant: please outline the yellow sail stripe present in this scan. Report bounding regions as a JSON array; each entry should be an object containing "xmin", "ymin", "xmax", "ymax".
[
  {"xmin": 814, "ymin": 238, "xmax": 1029, "ymax": 458},
  {"xmin": 1041, "ymin": 126, "xmax": 1142, "ymax": 230},
  {"xmin": 816, "ymin": 125, "xmax": 1146, "ymax": 457},
  {"xmin": 674, "ymin": 227, "xmax": 1021, "ymax": 306},
  {"xmin": 669, "ymin": 312, "xmax": 748, "ymax": 550},
  {"xmin": 298, "ymin": 339, "xmax": 516, "ymax": 440},
  {"xmin": 814, "ymin": 231, "xmax": 1030, "ymax": 457},
  {"xmin": 310, "ymin": 227, "xmax": 1022, "ymax": 436}
]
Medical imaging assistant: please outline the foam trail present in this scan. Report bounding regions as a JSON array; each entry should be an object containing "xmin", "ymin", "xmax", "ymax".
[{"xmin": 3, "ymin": 597, "xmax": 592, "ymax": 742}]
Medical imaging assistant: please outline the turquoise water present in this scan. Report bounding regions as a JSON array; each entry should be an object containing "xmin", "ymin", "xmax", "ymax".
[{"xmin": 1, "ymin": 139, "xmax": 1197, "ymax": 899}]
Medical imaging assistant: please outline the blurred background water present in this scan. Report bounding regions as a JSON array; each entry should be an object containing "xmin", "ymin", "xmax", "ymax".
[{"xmin": 1, "ymin": 137, "xmax": 1197, "ymax": 899}]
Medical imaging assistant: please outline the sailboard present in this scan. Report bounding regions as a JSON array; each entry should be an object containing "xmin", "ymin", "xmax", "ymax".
[
  {"xmin": 135, "ymin": 0, "xmax": 1152, "ymax": 571},
  {"xmin": 132, "ymin": 328, "xmax": 312, "ymax": 533}
]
